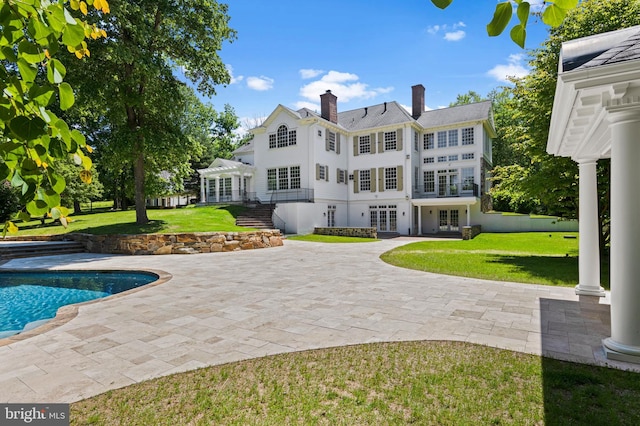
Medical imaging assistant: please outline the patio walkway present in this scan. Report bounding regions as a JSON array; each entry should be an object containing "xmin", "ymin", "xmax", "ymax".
[{"xmin": 0, "ymin": 238, "xmax": 631, "ymax": 403}]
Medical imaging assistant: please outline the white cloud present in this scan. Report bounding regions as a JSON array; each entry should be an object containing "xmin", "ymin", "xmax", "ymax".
[
  {"xmin": 226, "ymin": 65, "xmax": 244, "ymax": 84},
  {"xmin": 299, "ymin": 69, "xmax": 324, "ymax": 79},
  {"xmin": 487, "ymin": 53, "xmax": 529, "ymax": 82},
  {"xmin": 428, "ymin": 21, "xmax": 466, "ymax": 41},
  {"xmin": 294, "ymin": 101, "xmax": 320, "ymax": 111},
  {"xmin": 444, "ymin": 30, "xmax": 466, "ymax": 41},
  {"xmin": 246, "ymin": 76, "xmax": 274, "ymax": 91},
  {"xmin": 299, "ymin": 70, "xmax": 393, "ymax": 103}
]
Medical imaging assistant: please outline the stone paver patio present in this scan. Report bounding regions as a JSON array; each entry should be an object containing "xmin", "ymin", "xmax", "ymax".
[{"xmin": 0, "ymin": 237, "xmax": 633, "ymax": 403}]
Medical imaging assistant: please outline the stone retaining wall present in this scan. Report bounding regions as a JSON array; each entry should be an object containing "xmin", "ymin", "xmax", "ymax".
[
  {"xmin": 313, "ymin": 227, "xmax": 378, "ymax": 239},
  {"xmin": 462, "ymin": 225, "xmax": 481, "ymax": 240},
  {"xmin": 5, "ymin": 230, "xmax": 283, "ymax": 255}
]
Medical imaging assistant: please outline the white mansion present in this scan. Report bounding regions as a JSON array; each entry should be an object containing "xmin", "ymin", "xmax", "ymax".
[{"xmin": 199, "ymin": 85, "xmax": 495, "ymax": 235}]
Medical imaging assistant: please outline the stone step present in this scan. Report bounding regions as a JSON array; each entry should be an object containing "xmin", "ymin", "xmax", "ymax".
[{"xmin": 0, "ymin": 241, "xmax": 86, "ymax": 260}]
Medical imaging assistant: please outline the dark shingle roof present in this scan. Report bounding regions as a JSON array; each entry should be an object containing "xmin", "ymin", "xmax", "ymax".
[
  {"xmin": 337, "ymin": 101, "xmax": 413, "ymax": 131},
  {"xmin": 417, "ymin": 101, "xmax": 492, "ymax": 128},
  {"xmin": 562, "ymin": 25, "xmax": 640, "ymax": 72}
]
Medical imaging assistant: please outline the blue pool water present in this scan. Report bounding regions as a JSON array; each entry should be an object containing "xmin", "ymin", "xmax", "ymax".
[{"xmin": 0, "ymin": 270, "xmax": 158, "ymax": 338}]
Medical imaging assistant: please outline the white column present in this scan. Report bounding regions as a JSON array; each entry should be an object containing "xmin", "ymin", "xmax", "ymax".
[
  {"xmin": 417, "ymin": 206, "xmax": 423, "ymax": 236},
  {"xmin": 575, "ymin": 159, "xmax": 605, "ymax": 297},
  {"xmin": 205, "ymin": 179, "xmax": 210, "ymax": 204},
  {"xmin": 466, "ymin": 204, "xmax": 471, "ymax": 226},
  {"xmin": 215, "ymin": 177, "xmax": 220, "ymax": 203},
  {"xmin": 239, "ymin": 174, "xmax": 244, "ymax": 201},
  {"xmin": 603, "ymin": 106, "xmax": 640, "ymax": 363},
  {"xmin": 200, "ymin": 175, "xmax": 206, "ymax": 203}
]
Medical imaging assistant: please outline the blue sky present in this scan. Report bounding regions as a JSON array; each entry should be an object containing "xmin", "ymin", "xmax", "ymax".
[{"xmin": 204, "ymin": 1, "xmax": 550, "ymax": 128}]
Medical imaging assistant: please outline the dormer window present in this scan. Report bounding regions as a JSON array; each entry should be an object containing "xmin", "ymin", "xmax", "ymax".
[{"xmin": 268, "ymin": 125, "xmax": 297, "ymax": 149}]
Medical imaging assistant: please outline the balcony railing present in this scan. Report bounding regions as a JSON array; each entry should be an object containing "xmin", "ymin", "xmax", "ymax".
[
  {"xmin": 413, "ymin": 183, "xmax": 479, "ymax": 199},
  {"xmin": 205, "ymin": 190, "xmax": 258, "ymax": 204},
  {"xmin": 270, "ymin": 188, "xmax": 314, "ymax": 204}
]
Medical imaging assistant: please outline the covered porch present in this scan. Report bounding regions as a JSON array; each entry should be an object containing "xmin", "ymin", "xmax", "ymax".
[
  {"xmin": 197, "ymin": 159, "xmax": 256, "ymax": 204},
  {"xmin": 412, "ymin": 196, "xmax": 479, "ymax": 236},
  {"xmin": 547, "ymin": 26, "xmax": 640, "ymax": 362}
]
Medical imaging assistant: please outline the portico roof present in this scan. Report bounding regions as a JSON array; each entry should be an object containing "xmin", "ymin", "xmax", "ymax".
[
  {"xmin": 547, "ymin": 25, "xmax": 640, "ymax": 161},
  {"xmin": 197, "ymin": 158, "xmax": 255, "ymax": 177}
]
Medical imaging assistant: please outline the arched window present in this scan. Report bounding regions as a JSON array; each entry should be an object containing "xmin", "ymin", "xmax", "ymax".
[{"xmin": 277, "ymin": 125, "xmax": 288, "ymax": 148}]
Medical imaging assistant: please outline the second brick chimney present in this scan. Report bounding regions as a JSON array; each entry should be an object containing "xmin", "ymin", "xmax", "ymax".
[
  {"xmin": 320, "ymin": 90, "xmax": 338, "ymax": 124},
  {"xmin": 412, "ymin": 84, "xmax": 425, "ymax": 119}
]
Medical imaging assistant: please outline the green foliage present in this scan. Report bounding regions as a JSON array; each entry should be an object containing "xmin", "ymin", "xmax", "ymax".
[
  {"xmin": 0, "ymin": 0, "xmax": 108, "ymax": 236},
  {"xmin": 55, "ymin": 155, "xmax": 103, "ymax": 210},
  {"xmin": 65, "ymin": 0, "xmax": 237, "ymax": 225},
  {"xmin": 430, "ymin": 0, "xmax": 579, "ymax": 47},
  {"xmin": 0, "ymin": 181, "xmax": 20, "ymax": 223},
  {"xmin": 448, "ymin": 90, "xmax": 485, "ymax": 107}
]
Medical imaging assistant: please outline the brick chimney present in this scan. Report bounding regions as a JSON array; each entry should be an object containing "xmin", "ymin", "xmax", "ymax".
[
  {"xmin": 412, "ymin": 84, "xmax": 425, "ymax": 119},
  {"xmin": 320, "ymin": 90, "xmax": 338, "ymax": 124}
]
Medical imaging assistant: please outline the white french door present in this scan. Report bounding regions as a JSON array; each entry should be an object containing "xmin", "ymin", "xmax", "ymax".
[{"xmin": 438, "ymin": 209, "xmax": 460, "ymax": 232}]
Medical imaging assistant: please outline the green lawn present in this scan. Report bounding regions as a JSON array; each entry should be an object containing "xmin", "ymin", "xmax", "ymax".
[
  {"xmin": 288, "ymin": 234, "xmax": 379, "ymax": 243},
  {"xmin": 13, "ymin": 204, "xmax": 255, "ymax": 236},
  {"xmin": 70, "ymin": 341, "xmax": 640, "ymax": 425},
  {"xmin": 381, "ymin": 232, "xmax": 610, "ymax": 288}
]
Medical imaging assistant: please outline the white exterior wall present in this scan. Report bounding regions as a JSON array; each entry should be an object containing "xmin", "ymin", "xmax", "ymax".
[
  {"xmin": 477, "ymin": 213, "xmax": 578, "ymax": 232},
  {"xmin": 313, "ymin": 124, "xmax": 349, "ymax": 204}
]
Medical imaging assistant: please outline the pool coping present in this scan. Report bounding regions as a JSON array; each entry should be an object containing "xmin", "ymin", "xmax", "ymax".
[{"xmin": 0, "ymin": 268, "xmax": 172, "ymax": 347}]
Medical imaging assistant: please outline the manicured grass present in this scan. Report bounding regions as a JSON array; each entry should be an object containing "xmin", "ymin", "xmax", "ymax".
[
  {"xmin": 13, "ymin": 205, "xmax": 255, "ymax": 236},
  {"xmin": 380, "ymin": 232, "xmax": 610, "ymax": 288},
  {"xmin": 288, "ymin": 234, "xmax": 379, "ymax": 243},
  {"xmin": 70, "ymin": 341, "xmax": 640, "ymax": 425}
]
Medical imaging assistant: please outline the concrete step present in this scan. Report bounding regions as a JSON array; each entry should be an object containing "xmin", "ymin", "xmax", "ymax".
[{"xmin": 0, "ymin": 241, "xmax": 86, "ymax": 260}]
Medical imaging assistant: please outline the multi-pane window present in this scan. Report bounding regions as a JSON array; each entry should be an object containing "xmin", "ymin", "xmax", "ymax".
[
  {"xmin": 448, "ymin": 129, "xmax": 458, "ymax": 147},
  {"xmin": 268, "ymin": 166, "xmax": 299, "ymax": 190},
  {"xmin": 384, "ymin": 131, "xmax": 397, "ymax": 151},
  {"xmin": 389, "ymin": 206, "xmax": 397, "ymax": 232},
  {"xmin": 424, "ymin": 170, "xmax": 435, "ymax": 193},
  {"xmin": 359, "ymin": 135, "xmax": 371, "ymax": 154},
  {"xmin": 278, "ymin": 167, "xmax": 289, "ymax": 190},
  {"xmin": 462, "ymin": 127, "xmax": 474, "ymax": 145},
  {"xmin": 290, "ymin": 166, "xmax": 301, "ymax": 189},
  {"xmin": 267, "ymin": 169, "xmax": 277, "ymax": 191},
  {"xmin": 449, "ymin": 155, "xmax": 458, "ymax": 161},
  {"xmin": 462, "ymin": 153, "xmax": 475, "ymax": 160},
  {"xmin": 223, "ymin": 177, "xmax": 232, "ymax": 195},
  {"xmin": 360, "ymin": 169, "xmax": 371, "ymax": 191},
  {"xmin": 269, "ymin": 125, "xmax": 297, "ymax": 149},
  {"xmin": 337, "ymin": 169, "xmax": 347, "ymax": 184},
  {"xmin": 328, "ymin": 131, "xmax": 336, "ymax": 152},
  {"xmin": 462, "ymin": 167, "xmax": 475, "ymax": 190},
  {"xmin": 437, "ymin": 131, "xmax": 447, "ymax": 148},
  {"xmin": 424, "ymin": 157, "xmax": 435, "ymax": 164},
  {"xmin": 424, "ymin": 133, "xmax": 434, "ymax": 150},
  {"xmin": 385, "ymin": 167, "xmax": 397, "ymax": 190},
  {"xmin": 327, "ymin": 205, "xmax": 336, "ymax": 227},
  {"xmin": 318, "ymin": 165, "xmax": 326, "ymax": 181},
  {"xmin": 414, "ymin": 132, "xmax": 419, "ymax": 151},
  {"xmin": 438, "ymin": 156, "xmax": 447, "ymax": 162}
]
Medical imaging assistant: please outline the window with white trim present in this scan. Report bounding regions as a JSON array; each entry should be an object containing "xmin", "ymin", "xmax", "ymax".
[
  {"xmin": 462, "ymin": 127, "xmax": 474, "ymax": 145},
  {"xmin": 414, "ymin": 131, "xmax": 419, "ymax": 151},
  {"xmin": 424, "ymin": 133, "xmax": 434, "ymax": 150},
  {"xmin": 337, "ymin": 168, "xmax": 347, "ymax": 184},
  {"xmin": 437, "ymin": 156, "xmax": 447, "ymax": 162},
  {"xmin": 448, "ymin": 155, "xmax": 458, "ymax": 161},
  {"xmin": 385, "ymin": 167, "xmax": 397, "ymax": 190},
  {"xmin": 462, "ymin": 167, "xmax": 475, "ymax": 190},
  {"xmin": 448, "ymin": 129, "xmax": 458, "ymax": 147},
  {"xmin": 268, "ymin": 166, "xmax": 300, "ymax": 190},
  {"xmin": 269, "ymin": 125, "xmax": 297, "ymax": 149},
  {"xmin": 278, "ymin": 167, "xmax": 289, "ymax": 190},
  {"xmin": 318, "ymin": 165, "xmax": 326, "ymax": 180},
  {"xmin": 384, "ymin": 131, "xmax": 397, "ymax": 151},
  {"xmin": 359, "ymin": 135, "xmax": 371, "ymax": 154},
  {"xmin": 360, "ymin": 169, "xmax": 371, "ymax": 191},
  {"xmin": 462, "ymin": 152, "xmax": 474, "ymax": 160},
  {"xmin": 437, "ymin": 131, "xmax": 447, "ymax": 148},
  {"xmin": 290, "ymin": 166, "xmax": 301, "ymax": 189},
  {"xmin": 424, "ymin": 170, "xmax": 435, "ymax": 193},
  {"xmin": 328, "ymin": 131, "xmax": 336, "ymax": 152},
  {"xmin": 424, "ymin": 157, "xmax": 435, "ymax": 164},
  {"xmin": 267, "ymin": 168, "xmax": 277, "ymax": 190}
]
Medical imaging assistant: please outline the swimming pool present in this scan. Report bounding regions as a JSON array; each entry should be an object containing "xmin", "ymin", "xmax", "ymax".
[{"xmin": 0, "ymin": 270, "xmax": 159, "ymax": 339}]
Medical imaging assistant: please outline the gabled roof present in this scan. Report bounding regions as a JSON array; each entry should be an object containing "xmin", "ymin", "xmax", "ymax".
[
  {"xmin": 548, "ymin": 25, "xmax": 640, "ymax": 160},
  {"xmin": 417, "ymin": 101, "xmax": 493, "ymax": 129},
  {"xmin": 198, "ymin": 158, "xmax": 255, "ymax": 176},
  {"xmin": 337, "ymin": 101, "xmax": 413, "ymax": 131},
  {"xmin": 233, "ymin": 139, "xmax": 254, "ymax": 154},
  {"xmin": 561, "ymin": 26, "xmax": 640, "ymax": 72}
]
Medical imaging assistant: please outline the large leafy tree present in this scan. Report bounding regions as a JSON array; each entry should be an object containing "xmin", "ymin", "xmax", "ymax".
[
  {"xmin": 0, "ymin": 0, "xmax": 109, "ymax": 235},
  {"xmin": 493, "ymin": 0, "xmax": 640, "ymax": 248},
  {"xmin": 69, "ymin": 1, "xmax": 236, "ymax": 225}
]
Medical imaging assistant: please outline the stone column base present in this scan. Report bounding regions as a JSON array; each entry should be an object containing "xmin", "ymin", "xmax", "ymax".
[
  {"xmin": 603, "ymin": 338, "xmax": 640, "ymax": 364},
  {"xmin": 575, "ymin": 284, "xmax": 606, "ymax": 297}
]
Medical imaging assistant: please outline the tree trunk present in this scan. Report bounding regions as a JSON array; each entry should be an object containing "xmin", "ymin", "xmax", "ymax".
[
  {"xmin": 73, "ymin": 200, "xmax": 81, "ymax": 214},
  {"xmin": 134, "ymin": 151, "xmax": 148, "ymax": 225}
]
